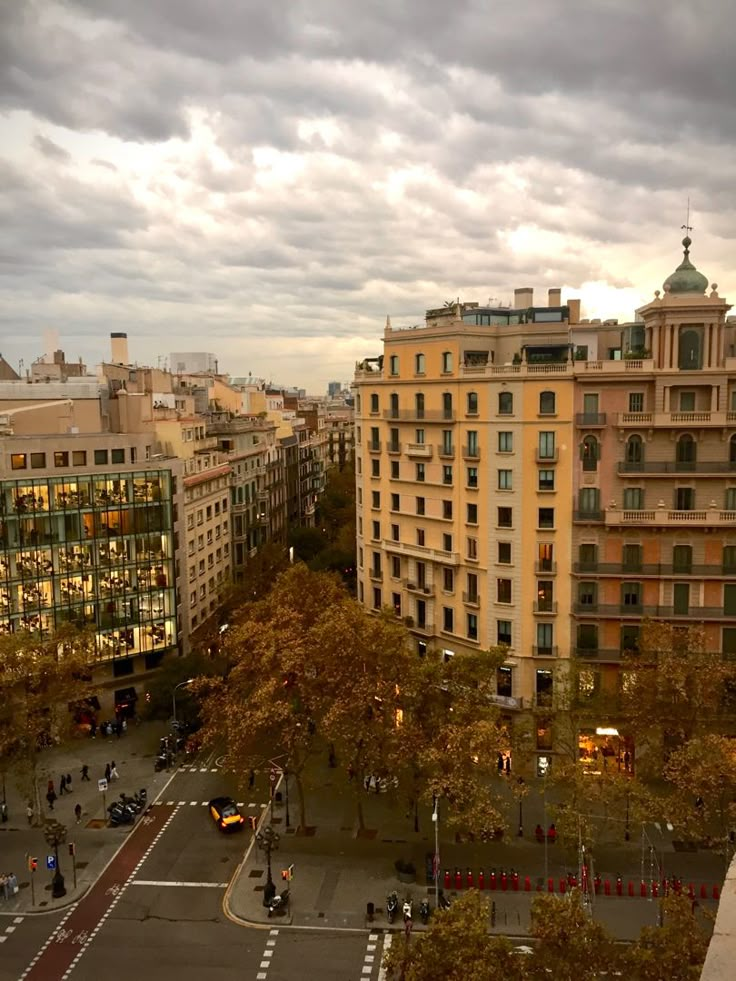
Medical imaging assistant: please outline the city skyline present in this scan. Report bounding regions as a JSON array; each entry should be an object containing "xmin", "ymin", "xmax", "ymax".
[{"xmin": 2, "ymin": 1, "xmax": 735, "ymax": 391}]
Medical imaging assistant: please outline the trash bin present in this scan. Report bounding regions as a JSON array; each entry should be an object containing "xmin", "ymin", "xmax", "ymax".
[{"xmin": 367, "ymin": 902, "xmax": 375, "ymax": 921}]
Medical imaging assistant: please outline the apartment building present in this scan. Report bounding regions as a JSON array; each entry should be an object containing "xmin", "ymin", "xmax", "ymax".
[
  {"xmin": 354, "ymin": 237, "xmax": 736, "ymax": 769},
  {"xmin": 0, "ymin": 368, "xmax": 180, "ymax": 717}
]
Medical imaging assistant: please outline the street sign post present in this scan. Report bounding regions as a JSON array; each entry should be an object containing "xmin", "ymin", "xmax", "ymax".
[
  {"xmin": 98, "ymin": 778, "xmax": 108, "ymax": 819},
  {"xmin": 69, "ymin": 842, "xmax": 77, "ymax": 888},
  {"xmin": 27, "ymin": 856, "xmax": 37, "ymax": 905},
  {"xmin": 46, "ymin": 855, "xmax": 56, "ymax": 871}
]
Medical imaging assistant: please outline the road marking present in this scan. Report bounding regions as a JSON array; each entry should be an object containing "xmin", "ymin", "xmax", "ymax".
[
  {"xmin": 377, "ymin": 933, "xmax": 392, "ymax": 981},
  {"xmin": 130, "ymin": 880, "xmax": 228, "ymax": 888},
  {"xmin": 255, "ymin": 928, "xmax": 278, "ymax": 980}
]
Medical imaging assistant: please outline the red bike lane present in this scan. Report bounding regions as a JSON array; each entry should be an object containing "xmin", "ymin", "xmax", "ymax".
[{"xmin": 21, "ymin": 804, "xmax": 177, "ymax": 981}]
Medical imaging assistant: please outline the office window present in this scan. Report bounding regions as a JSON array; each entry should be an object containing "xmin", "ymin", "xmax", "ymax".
[
  {"xmin": 466, "ymin": 466, "xmax": 478, "ymax": 488},
  {"xmin": 538, "ymin": 469, "xmax": 555, "ymax": 491},
  {"xmin": 111, "ymin": 448, "xmax": 125, "ymax": 464},
  {"xmin": 629, "ymin": 392, "xmax": 644, "ymax": 413},
  {"xmin": 416, "ymin": 463, "xmax": 425, "ymax": 482},
  {"xmin": 72, "ymin": 450, "xmax": 86, "ymax": 466},
  {"xmin": 467, "ymin": 613, "xmax": 478, "ymax": 640},
  {"xmin": 538, "ymin": 508, "xmax": 555, "ymax": 529},
  {"xmin": 415, "ymin": 353, "xmax": 426, "ymax": 375},
  {"xmin": 443, "ymin": 567, "xmax": 454, "ymax": 592},
  {"xmin": 390, "ymin": 460, "xmax": 399, "ymax": 479},
  {"xmin": 467, "ymin": 537, "xmax": 478, "ymax": 559},
  {"xmin": 443, "ymin": 533, "xmax": 453, "ymax": 552},
  {"xmin": 623, "ymin": 487, "xmax": 644, "ymax": 510},
  {"xmin": 54, "ymin": 451, "xmax": 69, "ymax": 467},
  {"xmin": 538, "ymin": 432, "xmax": 555, "ymax": 459},
  {"xmin": 415, "ymin": 393, "xmax": 425, "ymax": 419},
  {"xmin": 498, "ymin": 431, "xmax": 513, "ymax": 453},
  {"xmin": 94, "ymin": 449, "xmax": 108, "ymax": 465},
  {"xmin": 497, "ymin": 579, "xmax": 512, "ymax": 603},
  {"xmin": 372, "ymin": 520, "xmax": 381, "ymax": 540},
  {"xmin": 372, "ymin": 491, "xmax": 380, "ymax": 509},
  {"xmin": 498, "ymin": 469, "xmax": 512, "ymax": 490},
  {"xmin": 443, "ymin": 607, "xmax": 454, "ymax": 632},
  {"xmin": 30, "ymin": 452, "xmax": 46, "ymax": 469},
  {"xmin": 498, "ymin": 392, "xmax": 513, "ymax": 415},
  {"xmin": 675, "ymin": 487, "xmax": 694, "ymax": 511},
  {"xmin": 442, "ymin": 500, "xmax": 452, "ymax": 519},
  {"xmin": 442, "ymin": 351, "xmax": 453, "ymax": 373},
  {"xmin": 10, "ymin": 453, "xmax": 26, "ymax": 470},
  {"xmin": 443, "ymin": 465, "xmax": 453, "ymax": 485},
  {"xmin": 391, "ymin": 493, "xmax": 400, "ymax": 511},
  {"xmin": 498, "ymin": 506, "xmax": 513, "ymax": 528},
  {"xmin": 416, "ymin": 496, "xmax": 425, "ymax": 515},
  {"xmin": 370, "ymin": 393, "xmax": 379, "ymax": 413},
  {"xmin": 498, "ymin": 542, "xmax": 511, "ymax": 564},
  {"xmin": 389, "ymin": 355, "xmax": 399, "ymax": 375},
  {"xmin": 539, "ymin": 391, "xmax": 556, "ymax": 415},
  {"xmin": 417, "ymin": 529, "xmax": 425, "ymax": 546},
  {"xmin": 466, "ymin": 503, "xmax": 478, "ymax": 524},
  {"xmin": 467, "ymin": 391, "xmax": 478, "ymax": 415},
  {"xmin": 497, "ymin": 620, "xmax": 512, "ymax": 646}
]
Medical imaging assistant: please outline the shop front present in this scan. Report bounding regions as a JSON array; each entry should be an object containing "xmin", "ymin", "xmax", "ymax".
[{"xmin": 578, "ymin": 726, "xmax": 634, "ymax": 774}]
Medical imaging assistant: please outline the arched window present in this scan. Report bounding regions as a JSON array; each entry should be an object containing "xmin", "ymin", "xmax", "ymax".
[
  {"xmin": 415, "ymin": 353, "xmax": 426, "ymax": 375},
  {"xmin": 442, "ymin": 392, "xmax": 453, "ymax": 420},
  {"xmin": 676, "ymin": 434, "xmax": 696, "ymax": 470},
  {"xmin": 625, "ymin": 435, "xmax": 644, "ymax": 466},
  {"xmin": 581, "ymin": 435, "xmax": 599, "ymax": 472},
  {"xmin": 467, "ymin": 391, "xmax": 478, "ymax": 415},
  {"xmin": 441, "ymin": 351, "xmax": 453, "ymax": 373},
  {"xmin": 389, "ymin": 355, "xmax": 399, "ymax": 376},
  {"xmin": 389, "ymin": 393, "xmax": 399, "ymax": 418},
  {"xmin": 539, "ymin": 391, "xmax": 556, "ymax": 415},
  {"xmin": 730, "ymin": 435, "xmax": 736, "ymax": 464},
  {"xmin": 678, "ymin": 329, "xmax": 702, "ymax": 370},
  {"xmin": 498, "ymin": 392, "xmax": 513, "ymax": 415}
]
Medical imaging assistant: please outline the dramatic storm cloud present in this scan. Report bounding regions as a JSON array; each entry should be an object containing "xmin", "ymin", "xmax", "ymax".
[{"xmin": 1, "ymin": 1, "xmax": 735, "ymax": 390}]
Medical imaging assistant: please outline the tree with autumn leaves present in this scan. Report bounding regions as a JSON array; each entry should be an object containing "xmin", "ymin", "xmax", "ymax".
[
  {"xmin": 195, "ymin": 563, "xmax": 511, "ymax": 835},
  {"xmin": 0, "ymin": 624, "xmax": 98, "ymax": 823}
]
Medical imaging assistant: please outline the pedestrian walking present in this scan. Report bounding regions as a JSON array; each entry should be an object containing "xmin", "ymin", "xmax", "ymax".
[
  {"xmin": 110, "ymin": 761, "xmax": 119, "ymax": 781},
  {"xmin": 66, "ymin": 772, "xmax": 73, "ymax": 791},
  {"xmin": 504, "ymin": 755, "xmax": 511, "ymax": 775},
  {"xmin": 81, "ymin": 764, "xmax": 90, "ymax": 781},
  {"xmin": 104, "ymin": 763, "xmax": 111, "ymax": 783},
  {"xmin": 497, "ymin": 753, "xmax": 504, "ymax": 774},
  {"xmin": 74, "ymin": 803, "xmax": 82, "ymax": 824},
  {"xmin": 26, "ymin": 802, "xmax": 33, "ymax": 826},
  {"xmin": 46, "ymin": 787, "xmax": 57, "ymax": 811},
  {"xmin": 60, "ymin": 775, "xmax": 67, "ymax": 796}
]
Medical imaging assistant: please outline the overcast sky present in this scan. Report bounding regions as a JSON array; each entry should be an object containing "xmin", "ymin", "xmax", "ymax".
[{"xmin": 2, "ymin": 1, "xmax": 735, "ymax": 393}]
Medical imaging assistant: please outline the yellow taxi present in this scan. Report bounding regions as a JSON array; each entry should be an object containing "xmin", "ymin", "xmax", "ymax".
[{"xmin": 208, "ymin": 796, "xmax": 245, "ymax": 832}]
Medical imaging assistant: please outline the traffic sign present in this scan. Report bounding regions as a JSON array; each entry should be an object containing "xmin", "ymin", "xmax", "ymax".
[
  {"xmin": 98, "ymin": 778, "xmax": 108, "ymax": 792},
  {"xmin": 46, "ymin": 855, "xmax": 56, "ymax": 871}
]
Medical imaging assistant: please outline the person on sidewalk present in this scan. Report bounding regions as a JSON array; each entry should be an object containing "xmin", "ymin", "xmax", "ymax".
[
  {"xmin": 81, "ymin": 764, "xmax": 90, "ymax": 781},
  {"xmin": 60, "ymin": 775, "xmax": 67, "ymax": 796},
  {"xmin": 110, "ymin": 761, "xmax": 119, "ymax": 780},
  {"xmin": 104, "ymin": 763, "xmax": 111, "ymax": 782},
  {"xmin": 46, "ymin": 787, "xmax": 57, "ymax": 811},
  {"xmin": 26, "ymin": 802, "xmax": 33, "ymax": 825},
  {"xmin": 74, "ymin": 803, "xmax": 82, "ymax": 824}
]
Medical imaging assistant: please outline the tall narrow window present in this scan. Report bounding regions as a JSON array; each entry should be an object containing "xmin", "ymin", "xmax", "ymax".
[
  {"xmin": 581, "ymin": 435, "xmax": 599, "ymax": 471},
  {"xmin": 467, "ymin": 391, "xmax": 478, "ymax": 415},
  {"xmin": 415, "ymin": 393, "xmax": 425, "ymax": 419},
  {"xmin": 539, "ymin": 391, "xmax": 556, "ymax": 415},
  {"xmin": 625, "ymin": 435, "xmax": 643, "ymax": 467},
  {"xmin": 441, "ymin": 351, "xmax": 453, "ymax": 373},
  {"xmin": 389, "ymin": 393, "xmax": 399, "ymax": 418},
  {"xmin": 389, "ymin": 355, "xmax": 399, "ymax": 375},
  {"xmin": 498, "ymin": 392, "xmax": 513, "ymax": 415},
  {"xmin": 415, "ymin": 353, "xmax": 426, "ymax": 375},
  {"xmin": 676, "ymin": 434, "xmax": 696, "ymax": 470},
  {"xmin": 442, "ymin": 392, "xmax": 453, "ymax": 419}
]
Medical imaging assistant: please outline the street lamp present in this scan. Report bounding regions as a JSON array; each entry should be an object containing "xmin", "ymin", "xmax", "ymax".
[
  {"xmin": 432, "ymin": 795, "xmax": 441, "ymax": 910},
  {"xmin": 517, "ymin": 777, "xmax": 525, "ymax": 837},
  {"xmin": 172, "ymin": 678, "xmax": 195, "ymax": 727},
  {"xmin": 44, "ymin": 819, "xmax": 67, "ymax": 899},
  {"xmin": 255, "ymin": 825, "xmax": 280, "ymax": 905}
]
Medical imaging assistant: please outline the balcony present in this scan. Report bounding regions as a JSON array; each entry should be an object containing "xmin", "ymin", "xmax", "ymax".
[
  {"xmin": 387, "ymin": 442, "xmax": 402, "ymax": 455},
  {"xmin": 618, "ymin": 460, "xmax": 736, "ymax": 475},
  {"xmin": 368, "ymin": 569, "xmax": 383, "ymax": 582},
  {"xmin": 536, "ymin": 449, "xmax": 558, "ymax": 464},
  {"xmin": 383, "ymin": 538, "xmax": 460, "ymax": 566},
  {"xmin": 404, "ymin": 579, "xmax": 433, "ymax": 595},
  {"xmin": 462, "ymin": 591, "xmax": 480, "ymax": 606},
  {"xmin": 406, "ymin": 443, "xmax": 433, "ymax": 459},
  {"xmin": 462, "ymin": 447, "xmax": 481, "ymax": 461},
  {"xmin": 533, "ymin": 601, "xmax": 558, "ymax": 615},
  {"xmin": 368, "ymin": 441, "xmax": 382, "ymax": 453},
  {"xmin": 382, "ymin": 409, "xmax": 456, "ymax": 422},
  {"xmin": 576, "ymin": 413, "xmax": 607, "ymax": 427},
  {"xmin": 574, "ymin": 510, "xmax": 604, "ymax": 522},
  {"xmin": 437, "ymin": 445, "xmax": 455, "ymax": 459},
  {"xmin": 574, "ymin": 648, "xmax": 624, "ymax": 662},
  {"xmin": 573, "ymin": 562, "xmax": 736, "ymax": 578},
  {"xmin": 616, "ymin": 410, "xmax": 736, "ymax": 428},
  {"xmin": 535, "ymin": 561, "xmax": 557, "ymax": 575},
  {"xmin": 533, "ymin": 645, "xmax": 558, "ymax": 657},
  {"xmin": 604, "ymin": 509, "xmax": 736, "ymax": 527}
]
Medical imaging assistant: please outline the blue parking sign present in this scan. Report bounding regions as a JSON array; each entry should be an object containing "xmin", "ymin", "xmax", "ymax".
[{"xmin": 46, "ymin": 855, "xmax": 56, "ymax": 871}]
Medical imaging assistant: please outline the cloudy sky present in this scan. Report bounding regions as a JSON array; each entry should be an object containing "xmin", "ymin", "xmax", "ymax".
[{"xmin": 2, "ymin": 1, "xmax": 735, "ymax": 393}]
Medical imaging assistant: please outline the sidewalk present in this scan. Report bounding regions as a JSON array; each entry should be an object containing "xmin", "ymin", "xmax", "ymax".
[
  {"xmin": 224, "ymin": 759, "xmax": 723, "ymax": 940},
  {"xmin": 0, "ymin": 720, "xmax": 174, "ymax": 915}
]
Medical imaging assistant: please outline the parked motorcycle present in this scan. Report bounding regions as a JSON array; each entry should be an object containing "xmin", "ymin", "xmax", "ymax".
[
  {"xmin": 267, "ymin": 888, "xmax": 289, "ymax": 917},
  {"xmin": 386, "ymin": 891, "xmax": 398, "ymax": 923},
  {"xmin": 108, "ymin": 803, "xmax": 134, "ymax": 826},
  {"xmin": 419, "ymin": 899, "xmax": 430, "ymax": 923},
  {"xmin": 119, "ymin": 793, "xmax": 142, "ymax": 813},
  {"xmin": 154, "ymin": 754, "xmax": 167, "ymax": 772}
]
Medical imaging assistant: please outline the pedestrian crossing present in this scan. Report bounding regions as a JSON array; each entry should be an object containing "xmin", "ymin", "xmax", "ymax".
[{"xmin": 153, "ymin": 800, "xmax": 267, "ymax": 808}]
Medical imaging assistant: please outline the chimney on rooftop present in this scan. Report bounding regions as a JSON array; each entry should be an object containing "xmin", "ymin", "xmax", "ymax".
[
  {"xmin": 514, "ymin": 287, "xmax": 534, "ymax": 308},
  {"xmin": 110, "ymin": 332, "xmax": 129, "ymax": 365},
  {"xmin": 548, "ymin": 288, "xmax": 561, "ymax": 307}
]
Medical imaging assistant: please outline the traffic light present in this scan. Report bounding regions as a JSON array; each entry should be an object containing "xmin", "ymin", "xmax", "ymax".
[
  {"xmin": 29, "ymin": 856, "xmax": 38, "ymax": 872},
  {"xmin": 280, "ymin": 864, "xmax": 294, "ymax": 881}
]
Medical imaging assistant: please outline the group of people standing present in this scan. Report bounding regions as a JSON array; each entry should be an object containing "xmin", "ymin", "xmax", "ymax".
[{"xmin": 29, "ymin": 760, "xmax": 116, "ymax": 825}]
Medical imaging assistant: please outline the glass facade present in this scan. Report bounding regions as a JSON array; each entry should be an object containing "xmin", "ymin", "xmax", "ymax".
[{"xmin": 0, "ymin": 470, "xmax": 176, "ymax": 660}]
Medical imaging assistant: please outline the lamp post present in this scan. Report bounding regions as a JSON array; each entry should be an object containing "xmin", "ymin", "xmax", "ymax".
[
  {"xmin": 172, "ymin": 678, "xmax": 195, "ymax": 727},
  {"xmin": 255, "ymin": 825, "xmax": 280, "ymax": 905},
  {"xmin": 44, "ymin": 820, "xmax": 67, "ymax": 899},
  {"xmin": 432, "ymin": 795, "xmax": 440, "ymax": 910},
  {"xmin": 517, "ymin": 777, "xmax": 525, "ymax": 837}
]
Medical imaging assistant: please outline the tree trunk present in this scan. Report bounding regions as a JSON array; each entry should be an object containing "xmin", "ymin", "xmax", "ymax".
[{"xmin": 293, "ymin": 769, "xmax": 307, "ymax": 830}]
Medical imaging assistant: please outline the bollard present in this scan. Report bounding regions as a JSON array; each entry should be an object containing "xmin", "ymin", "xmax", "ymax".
[
  {"xmin": 700, "ymin": 884, "xmax": 707, "ymax": 900},
  {"xmin": 688, "ymin": 883, "xmax": 694, "ymax": 900},
  {"xmin": 547, "ymin": 877, "xmax": 554, "ymax": 893},
  {"xmin": 478, "ymin": 870, "xmax": 485, "ymax": 891},
  {"xmin": 466, "ymin": 868, "xmax": 474, "ymax": 889},
  {"xmin": 444, "ymin": 869, "xmax": 451, "ymax": 890},
  {"xmin": 640, "ymin": 881, "xmax": 647, "ymax": 898},
  {"xmin": 628, "ymin": 880, "xmax": 635, "ymax": 897},
  {"xmin": 594, "ymin": 875, "xmax": 601, "ymax": 895},
  {"xmin": 616, "ymin": 876, "xmax": 623, "ymax": 897},
  {"xmin": 559, "ymin": 878, "xmax": 566, "ymax": 894},
  {"xmin": 524, "ymin": 875, "xmax": 531, "ymax": 892},
  {"xmin": 604, "ymin": 879, "xmax": 611, "ymax": 896},
  {"xmin": 663, "ymin": 879, "xmax": 670, "ymax": 897},
  {"xmin": 501, "ymin": 871, "xmax": 508, "ymax": 892},
  {"xmin": 512, "ymin": 871, "xmax": 519, "ymax": 892},
  {"xmin": 490, "ymin": 870, "xmax": 497, "ymax": 891},
  {"xmin": 713, "ymin": 884, "xmax": 720, "ymax": 900},
  {"xmin": 491, "ymin": 901, "xmax": 496, "ymax": 927},
  {"xmin": 651, "ymin": 880, "xmax": 659, "ymax": 898},
  {"xmin": 367, "ymin": 902, "xmax": 375, "ymax": 922},
  {"xmin": 454, "ymin": 868, "xmax": 462, "ymax": 891}
]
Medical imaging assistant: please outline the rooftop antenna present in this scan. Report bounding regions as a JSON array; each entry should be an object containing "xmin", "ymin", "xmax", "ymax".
[{"xmin": 681, "ymin": 197, "xmax": 693, "ymax": 236}]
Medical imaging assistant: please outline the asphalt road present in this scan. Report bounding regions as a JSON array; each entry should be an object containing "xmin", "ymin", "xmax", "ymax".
[{"xmin": 3, "ymin": 764, "xmax": 389, "ymax": 981}]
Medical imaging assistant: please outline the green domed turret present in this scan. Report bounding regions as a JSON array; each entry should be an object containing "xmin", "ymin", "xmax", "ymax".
[{"xmin": 663, "ymin": 236, "xmax": 708, "ymax": 294}]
